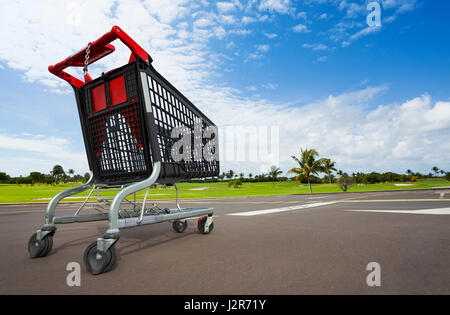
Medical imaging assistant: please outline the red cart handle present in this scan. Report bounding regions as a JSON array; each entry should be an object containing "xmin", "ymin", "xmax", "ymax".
[{"xmin": 48, "ymin": 26, "xmax": 150, "ymax": 88}]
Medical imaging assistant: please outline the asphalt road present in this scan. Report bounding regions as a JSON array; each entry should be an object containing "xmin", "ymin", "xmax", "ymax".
[{"xmin": 1, "ymin": 190, "xmax": 449, "ymax": 294}]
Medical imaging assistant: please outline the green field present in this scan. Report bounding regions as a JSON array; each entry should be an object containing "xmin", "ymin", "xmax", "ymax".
[{"xmin": 0, "ymin": 179, "xmax": 449, "ymax": 203}]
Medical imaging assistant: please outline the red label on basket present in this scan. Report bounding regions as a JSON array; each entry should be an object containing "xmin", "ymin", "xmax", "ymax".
[
  {"xmin": 92, "ymin": 84, "xmax": 107, "ymax": 112},
  {"xmin": 109, "ymin": 75, "xmax": 127, "ymax": 106}
]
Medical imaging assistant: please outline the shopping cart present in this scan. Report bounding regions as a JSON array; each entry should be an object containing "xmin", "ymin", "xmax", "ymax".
[{"xmin": 28, "ymin": 26, "xmax": 219, "ymax": 275}]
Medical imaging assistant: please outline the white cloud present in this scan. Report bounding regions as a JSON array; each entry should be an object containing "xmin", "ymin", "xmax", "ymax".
[
  {"xmin": 338, "ymin": 1, "xmax": 364, "ymax": 18},
  {"xmin": 293, "ymin": 24, "xmax": 310, "ymax": 33},
  {"xmin": 0, "ymin": 0, "xmax": 208, "ymax": 91},
  {"xmin": 217, "ymin": 2, "xmax": 235, "ymax": 13},
  {"xmin": 380, "ymin": 0, "xmax": 420, "ymax": 23},
  {"xmin": 246, "ymin": 43, "xmax": 270, "ymax": 62},
  {"xmin": 256, "ymin": 44, "xmax": 270, "ymax": 52},
  {"xmin": 324, "ymin": 0, "xmax": 419, "ymax": 47},
  {"xmin": 351, "ymin": 25, "xmax": 382, "ymax": 41},
  {"xmin": 0, "ymin": 133, "xmax": 88, "ymax": 176},
  {"xmin": 229, "ymin": 28, "xmax": 252, "ymax": 35},
  {"xmin": 302, "ymin": 43, "xmax": 328, "ymax": 50},
  {"xmin": 226, "ymin": 41, "xmax": 236, "ymax": 49},
  {"xmin": 258, "ymin": 14, "xmax": 270, "ymax": 22},
  {"xmin": 0, "ymin": 0, "xmax": 226, "ymax": 97},
  {"xmin": 214, "ymin": 26, "xmax": 227, "ymax": 39},
  {"xmin": 247, "ymin": 52, "xmax": 263, "ymax": 60},
  {"xmin": 194, "ymin": 17, "xmax": 215, "ymax": 28},
  {"xmin": 337, "ymin": 24, "xmax": 382, "ymax": 47},
  {"xmin": 196, "ymin": 84, "xmax": 450, "ymax": 175},
  {"xmin": 381, "ymin": 0, "xmax": 419, "ymax": 13},
  {"xmin": 319, "ymin": 13, "xmax": 328, "ymax": 19},
  {"xmin": 218, "ymin": 14, "xmax": 238, "ymax": 24},
  {"xmin": 241, "ymin": 16, "xmax": 257, "ymax": 25},
  {"xmin": 142, "ymin": 0, "xmax": 189, "ymax": 23},
  {"xmin": 262, "ymin": 83, "xmax": 278, "ymax": 90},
  {"xmin": 263, "ymin": 32, "xmax": 278, "ymax": 39},
  {"xmin": 296, "ymin": 11, "xmax": 307, "ymax": 19},
  {"xmin": 258, "ymin": 0, "xmax": 292, "ymax": 14}
]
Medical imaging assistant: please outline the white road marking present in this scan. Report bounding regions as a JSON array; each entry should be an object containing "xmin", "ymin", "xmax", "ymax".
[
  {"xmin": 347, "ymin": 207, "xmax": 450, "ymax": 215},
  {"xmin": 228, "ymin": 201, "xmax": 336, "ymax": 216}
]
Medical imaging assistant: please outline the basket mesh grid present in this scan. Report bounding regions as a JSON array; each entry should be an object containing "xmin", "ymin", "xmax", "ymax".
[
  {"xmin": 88, "ymin": 102, "xmax": 149, "ymax": 182},
  {"xmin": 145, "ymin": 72, "xmax": 219, "ymax": 178},
  {"xmin": 80, "ymin": 61, "xmax": 218, "ymax": 184}
]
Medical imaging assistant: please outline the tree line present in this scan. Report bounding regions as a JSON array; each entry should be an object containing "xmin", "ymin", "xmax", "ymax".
[
  {"xmin": 0, "ymin": 165, "xmax": 90, "ymax": 185},
  {"xmin": 287, "ymin": 148, "xmax": 450, "ymax": 193},
  {"xmin": 189, "ymin": 148, "xmax": 450, "ymax": 193},
  {"xmin": 1, "ymin": 149, "xmax": 449, "ymax": 191}
]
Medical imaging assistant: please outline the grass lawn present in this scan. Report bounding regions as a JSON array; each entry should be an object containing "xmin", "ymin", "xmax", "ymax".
[{"xmin": 0, "ymin": 179, "xmax": 449, "ymax": 203}]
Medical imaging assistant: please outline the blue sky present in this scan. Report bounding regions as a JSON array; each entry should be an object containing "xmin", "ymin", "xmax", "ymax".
[{"xmin": 0, "ymin": 0, "xmax": 449, "ymax": 177}]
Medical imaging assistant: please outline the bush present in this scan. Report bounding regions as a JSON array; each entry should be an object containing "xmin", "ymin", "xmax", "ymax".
[
  {"xmin": 16, "ymin": 176, "xmax": 32, "ymax": 185},
  {"xmin": 228, "ymin": 179, "xmax": 242, "ymax": 188},
  {"xmin": 408, "ymin": 175, "xmax": 417, "ymax": 182},
  {"xmin": 445, "ymin": 172, "xmax": 450, "ymax": 181},
  {"xmin": 337, "ymin": 174, "xmax": 354, "ymax": 192},
  {"xmin": 29, "ymin": 172, "xmax": 46, "ymax": 185},
  {"xmin": 0, "ymin": 172, "xmax": 10, "ymax": 183}
]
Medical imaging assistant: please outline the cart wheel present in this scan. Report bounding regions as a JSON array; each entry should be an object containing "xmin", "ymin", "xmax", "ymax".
[
  {"xmin": 83, "ymin": 241, "xmax": 117, "ymax": 275},
  {"xmin": 197, "ymin": 216, "xmax": 214, "ymax": 234},
  {"xmin": 28, "ymin": 233, "xmax": 53, "ymax": 258},
  {"xmin": 41, "ymin": 235, "xmax": 53, "ymax": 257},
  {"xmin": 172, "ymin": 220, "xmax": 188, "ymax": 233}
]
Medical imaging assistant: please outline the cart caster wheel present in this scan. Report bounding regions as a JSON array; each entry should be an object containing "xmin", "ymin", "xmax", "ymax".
[
  {"xmin": 83, "ymin": 241, "xmax": 117, "ymax": 275},
  {"xmin": 28, "ymin": 233, "xmax": 53, "ymax": 258},
  {"xmin": 198, "ymin": 216, "xmax": 214, "ymax": 234},
  {"xmin": 172, "ymin": 220, "xmax": 188, "ymax": 233}
]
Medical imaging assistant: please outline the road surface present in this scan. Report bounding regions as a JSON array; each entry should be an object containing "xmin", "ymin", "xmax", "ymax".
[{"xmin": 1, "ymin": 189, "xmax": 449, "ymax": 294}]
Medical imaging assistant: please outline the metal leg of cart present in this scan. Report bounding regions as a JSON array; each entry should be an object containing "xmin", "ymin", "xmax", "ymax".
[
  {"xmin": 82, "ymin": 161, "xmax": 215, "ymax": 275},
  {"xmin": 27, "ymin": 172, "xmax": 95, "ymax": 259}
]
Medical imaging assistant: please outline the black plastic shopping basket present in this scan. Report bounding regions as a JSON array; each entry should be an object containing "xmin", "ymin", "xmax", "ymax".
[{"xmin": 28, "ymin": 26, "xmax": 219, "ymax": 275}]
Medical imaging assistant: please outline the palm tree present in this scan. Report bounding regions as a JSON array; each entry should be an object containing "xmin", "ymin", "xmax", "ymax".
[
  {"xmin": 268, "ymin": 165, "xmax": 282, "ymax": 182},
  {"xmin": 287, "ymin": 148, "xmax": 326, "ymax": 194},
  {"xmin": 323, "ymin": 158, "xmax": 337, "ymax": 184},
  {"xmin": 432, "ymin": 166, "xmax": 440, "ymax": 177},
  {"xmin": 68, "ymin": 169, "xmax": 75, "ymax": 177}
]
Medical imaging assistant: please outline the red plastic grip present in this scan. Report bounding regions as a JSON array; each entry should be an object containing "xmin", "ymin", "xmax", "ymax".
[{"xmin": 48, "ymin": 26, "xmax": 150, "ymax": 88}]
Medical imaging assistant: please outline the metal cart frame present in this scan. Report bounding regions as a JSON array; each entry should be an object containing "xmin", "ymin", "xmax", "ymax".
[{"xmin": 28, "ymin": 26, "xmax": 218, "ymax": 275}]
